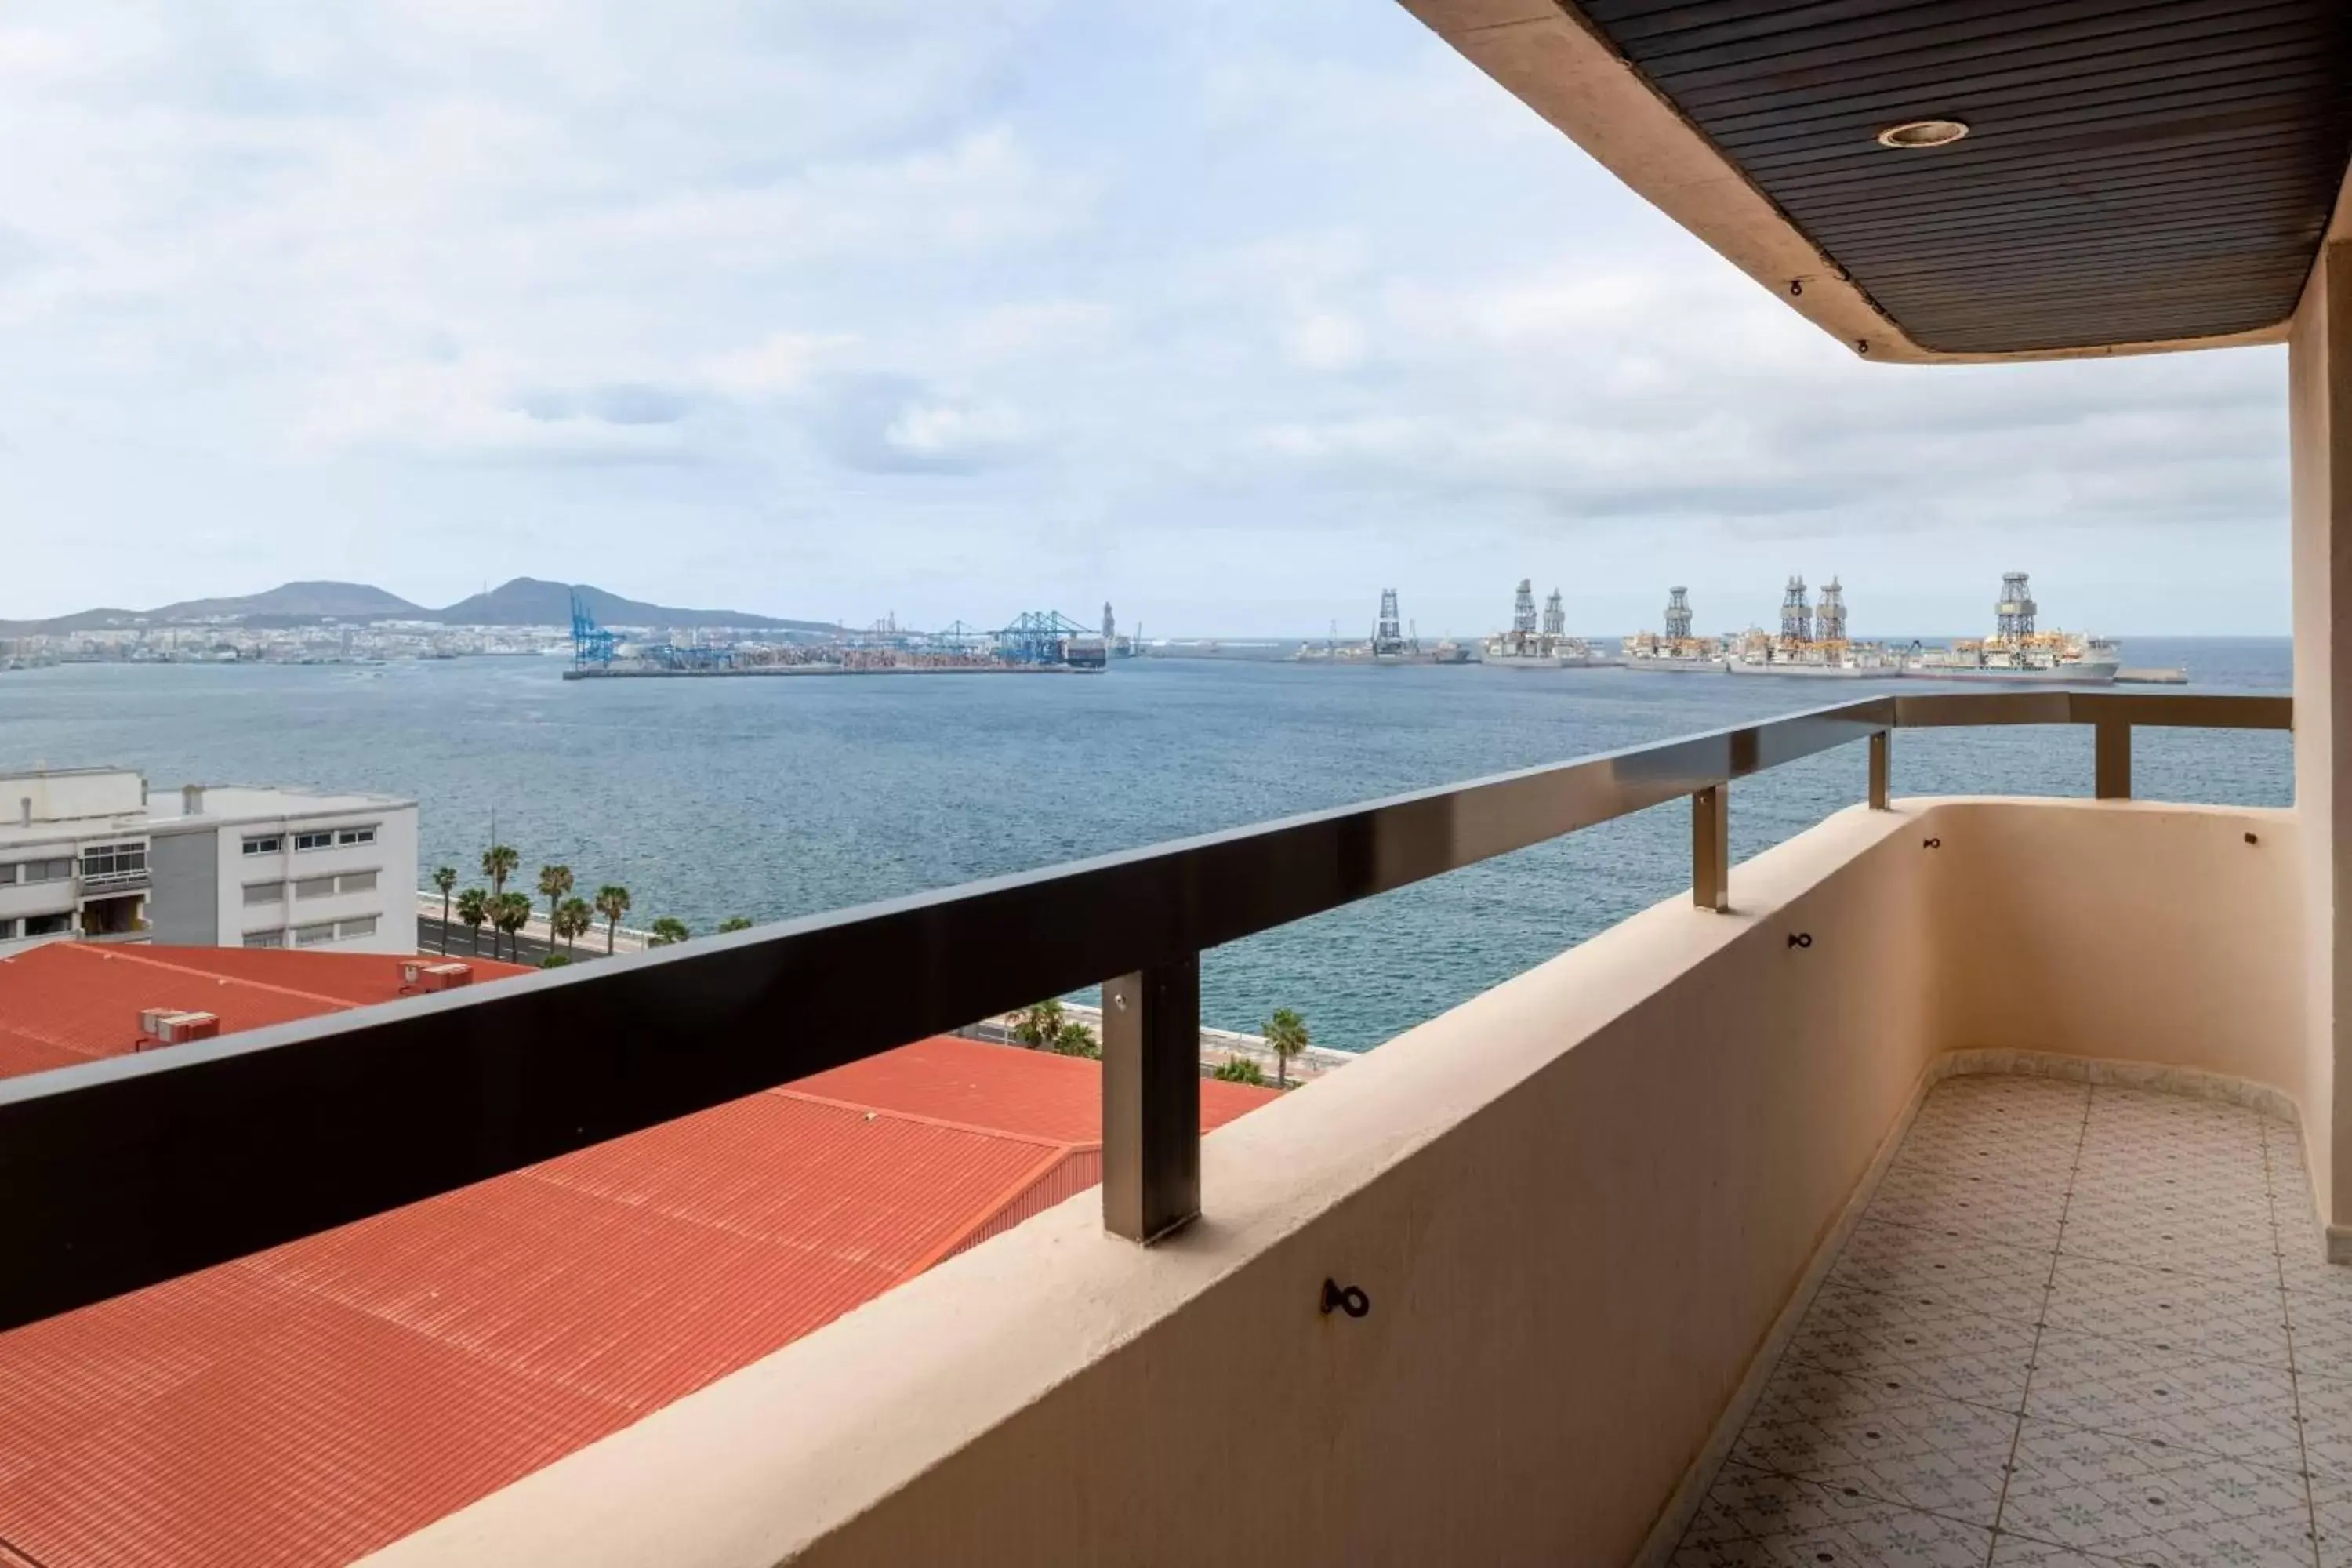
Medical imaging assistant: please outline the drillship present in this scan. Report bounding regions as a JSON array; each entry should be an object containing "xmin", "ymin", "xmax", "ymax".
[
  {"xmin": 1483, "ymin": 582, "xmax": 1600, "ymax": 668},
  {"xmin": 1902, "ymin": 574, "xmax": 2119, "ymax": 683},
  {"xmin": 1622, "ymin": 586, "xmax": 1726, "ymax": 671},
  {"xmin": 1726, "ymin": 576, "xmax": 1903, "ymax": 679}
]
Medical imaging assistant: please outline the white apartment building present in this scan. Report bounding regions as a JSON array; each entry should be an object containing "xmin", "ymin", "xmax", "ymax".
[{"xmin": 0, "ymin": 769, "xmax": 419, "ymax": 957}]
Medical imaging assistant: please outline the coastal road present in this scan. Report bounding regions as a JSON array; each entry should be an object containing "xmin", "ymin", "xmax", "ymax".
[{"xmin": 416, "ymin": 915, "xmax": 615, "ymax": 968}]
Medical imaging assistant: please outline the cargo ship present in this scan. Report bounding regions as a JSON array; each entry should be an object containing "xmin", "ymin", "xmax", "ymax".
[{"xmin": 1622, "ymin": 586, "xmax": 1726, "ymax": 671}]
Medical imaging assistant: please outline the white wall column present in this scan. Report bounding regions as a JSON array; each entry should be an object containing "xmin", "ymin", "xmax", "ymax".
[{"xmin": 2291, "ymin": 234, "xmax": 2352, "ymax": 1252}]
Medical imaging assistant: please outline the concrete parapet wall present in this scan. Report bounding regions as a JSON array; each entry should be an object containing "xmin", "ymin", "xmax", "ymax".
[{"xmin": 367, "ymin": 796, "xmax": 2310, "ymax": 1568}]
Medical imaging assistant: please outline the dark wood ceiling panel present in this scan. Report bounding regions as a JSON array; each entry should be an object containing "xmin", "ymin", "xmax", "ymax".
[{"xmin": 1573, "ymin": 0, "xmax": 2352, "ymax": 352}]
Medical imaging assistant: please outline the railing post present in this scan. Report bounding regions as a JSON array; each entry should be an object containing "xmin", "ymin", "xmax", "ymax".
[
  {"xmin": 1692, "ymin": 785, "xmax": 1729, "ymax": 912},
  {"xmin": 2094, "ymin": 721, "xmax": 2132, "ymax": 800},
  {"xmin": 1868, "ymin": 729, "xmax": 1890, "ymax": 811},
  {"xmin": 1102, "ymin": 959, "xmax": 1202, "ymax": 1243}
]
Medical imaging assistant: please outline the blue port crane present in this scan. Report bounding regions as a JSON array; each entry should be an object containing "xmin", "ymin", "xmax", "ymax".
[
  {"xmin": 993, "ymin": 610, "xmax": 1094, "ymax": 666},
  {"xmin": 571, "ymin": 590, "xmax": 734, "ymax": 672},
  {"xmin": 569, "ymin": 592, "xmax": 618, "ymax": 669}
]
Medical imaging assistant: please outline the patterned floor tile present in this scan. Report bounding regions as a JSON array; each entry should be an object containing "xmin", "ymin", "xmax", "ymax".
[
  {"xmin": 2067, "ymin": 1172, "xmax": 2274, "ymax": 1225},
  {"xmin": 2292, "ymin": 1368, "xmax": 2352, "ymax": 1484},
  {"xmin": 1828, "ymin": 1220, "xmax": 2054, "ymax": 1326},
  {"xmin": 2061, "ymin": 1209, "xmax": 2284, "ymax": 1285},
  {"xmin": 2039, "ymin": 1254, "xmax": 2291, "ymax": 1367},
  {"xmin": 1878, "ymin": 1162, "xmax": 2075, "ymax": 1217},
  {"xmin": 1786, "ymin": 1289, "xmax": 2042, "ymax": 1409},
  {"xmin": 2286, "ymin": 1287, "xmax": 2352, "ymax": 1367},
  {"xmin": 1871, "ymin": 1184, "xmax": 2069, "ymax": 1250},
  {"xmin": 1675, "ymin": 1078, "xmax": 2321, "ymax": 1568},
  {"xmin": 2024, "ymin": 1327, "xmax": 2303, "ymax": 1470},
  {"xmin": 2312, "ymin": 1474, "xmax": 2352, "ymax": 1567},
  {"xmin": 1985, "ymin": 1535, "xmax": 2138, "ymax": 1566},
  {"xmin": 1998, "ymin": 1418, "xmax": 2314, "ymax": 1567},
  {"xmin": 1733, "ymin": 1361, "xmax": 2019, "ymax": 1525},
  {"xmin": 1672, "ymin": 1464, "xmax": 1996, "ymax": 1566},
  {"xmin": 2278, "ymin": 1244, "xmax": 2352, "ymax": 1305}
]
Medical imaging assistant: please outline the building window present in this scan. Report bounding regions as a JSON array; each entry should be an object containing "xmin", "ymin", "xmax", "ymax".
[
  {"xmin": 0, "ymin": 918, "xmax": 16, "ymax": 940},
  {"xmin": 17, "ymin": 858, "xmax": 73, "ymax": 884},
  {"xmin": 338, "ymin": 869, "xmax": 377, "ymax": 895},
  {"xmin": 338, "ymin": 915, "xmax": 377, "ymax": 939},
  {"xmin": 293, "ymin": 923, "xmax": 336, "ymax": 946},
  {"xmin": 23, "ymin": 913, "xmax": 71, "ymax": 937},
  {"xmin": 80, "ymin": 844, "xmax": 147, "ymax": 879},
  {"xmin": 242, "ymin": 882, "xmax": 284, "ymax": 906},
  {"xmin": 293, "ymin": 831, "xmax": 335, "ymax": 852},
  {"xmin": 241, "ymin": 834, "xmax": 283, "ymax": 855},
  {"xmin": 336, "ymin": 826, "xmax": 377, "ymax": 847},
  {"xmin": 243, "ymin": 929, "xmax": 285, "ymax": 949},
  {"xmin": 294, "ymin": 876, "xmax": 336, "ymax": 900}
]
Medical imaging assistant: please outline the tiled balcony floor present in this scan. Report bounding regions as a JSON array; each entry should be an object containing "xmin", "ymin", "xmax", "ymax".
[{"xmin": 1671, "ymin": 1074, "xmax": 2352, "ymax": 1568}]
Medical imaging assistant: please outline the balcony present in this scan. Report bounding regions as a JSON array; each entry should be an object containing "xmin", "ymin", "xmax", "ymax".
[
  {"xmin": 1, "ymin": 689, "xmax": 2329, "ymax": 1567},
  {"xmin": 9, "ymin": 4, "xmax": 2352, "ymax": 1560}
]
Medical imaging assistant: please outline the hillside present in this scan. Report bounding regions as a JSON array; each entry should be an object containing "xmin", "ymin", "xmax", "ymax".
[
  {"xmin": 0, "ymin": 578, "xmax": 837, "ymax": 635},
  {"xmin": 151, "ymin": 581, "xmax": 426, "ymax": 622},
  {"xmin": 432, "ymin": 578, "xmax": 831, "ymax": 632}
]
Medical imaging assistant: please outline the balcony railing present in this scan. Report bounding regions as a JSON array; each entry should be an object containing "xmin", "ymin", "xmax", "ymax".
[{"xmin": 0, "ymin": 688, "xmax": 2289, "ymax": 1332}]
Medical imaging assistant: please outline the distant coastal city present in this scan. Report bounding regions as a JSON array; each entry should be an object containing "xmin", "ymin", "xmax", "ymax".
[
  {"xmin": 4, "ymin": 568, "xmax": 2179, "ymax": 682},
  {"xmin": 4, "ymin": 566, "xmax": 2201, "ymax": 681}
]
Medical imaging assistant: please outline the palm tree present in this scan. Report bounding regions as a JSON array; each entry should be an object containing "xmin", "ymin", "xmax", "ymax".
[
  {"xmin": 594, "ymin": 885, "xmax": 631, "ymax": 953},
  {"xmin": 648, "ymin": 916, "xmax": 690, "ymax": 946},
  {"xmin": 537, "ymin": 864, "xmax": 574, "ymax": 950},
  {"xmin": 556, "ymin": 896, "xmax": 593, "ymax": 951},
  {"xmin": 1265, "ymin": 1007, "xmax": 1310, "ymax": 1089},
  {"xmin": 455, "ymin": 887, "xmax": 488, "ymax": 956},
  {"xmin": 430, "ymin": 866, "xmax": 457, "ymax": 954},
  {"xmin": 481, "ymin": 844, "xmax": 518, "ymax": 907},
  {"xmin": 1012, "ymin": 998, "xmax": 1066, "ymax": 1048},
  {"xmin": 493, "ymin": 891, "xmax": 532, "ymax": 961}
]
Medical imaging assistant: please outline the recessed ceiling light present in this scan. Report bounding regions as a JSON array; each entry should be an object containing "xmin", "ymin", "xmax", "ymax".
[{"xmin": 1877, "ymin": 119, "xmax": 1969, "ymax": 149}]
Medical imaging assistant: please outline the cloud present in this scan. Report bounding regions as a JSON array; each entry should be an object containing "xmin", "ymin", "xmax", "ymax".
[
  {"xmin": 0, "ymin": 0, "xmax": 2295, "ymax": 634},
  {"xmin": 517, "ymin": 383, "xmax": 698, "ymax": 426},
  {"xmin": 804, "ymin": 372, "xmax": 1035, "ymax": 474}
]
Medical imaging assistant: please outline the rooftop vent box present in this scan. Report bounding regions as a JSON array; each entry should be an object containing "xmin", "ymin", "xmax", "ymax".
[
  {"xmin": 137, "ymin": 1009, "xmax": 220, "ymax": 1047},
  {"xmin": 403, "ymin": 961, "xmax": 474, "ymax": 991}
]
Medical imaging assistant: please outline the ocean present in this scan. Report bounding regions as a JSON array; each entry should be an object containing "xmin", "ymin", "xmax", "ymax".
[{"xmin": 0, "ymin": 637, "xmax": 2291, "ymax": 1052}]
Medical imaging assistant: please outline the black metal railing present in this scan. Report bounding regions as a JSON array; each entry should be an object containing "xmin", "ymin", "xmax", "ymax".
[{"xmin": 0, "ymin": 688, "xmax": 2291, "ymax": 1330}]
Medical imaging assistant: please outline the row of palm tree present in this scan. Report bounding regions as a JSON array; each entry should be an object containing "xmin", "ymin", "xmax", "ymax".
[
  {"xmin": 430, "ymin": 847, "xmax": 691, "ymax": 963},
  {"xmin": 1213, "ymin": 1007, "xmax": 1311, "ymax": 1088},
  {"xmin": 1007, "ymin": 1000, "xmax": 1314, "ymax": 1088}
]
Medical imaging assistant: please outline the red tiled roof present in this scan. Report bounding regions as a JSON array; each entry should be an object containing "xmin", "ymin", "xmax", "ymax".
[
  {"xmin": 0, "ymin": 942, "xmax": 532, "ymax": 1081},
  {"xmin": 0, "ymin": 951, "xmax": 1281, "ymax": 1567},
  {"xmin": 796, "ymin": 1032, "xmax": 1277, "ymax": 1142}
]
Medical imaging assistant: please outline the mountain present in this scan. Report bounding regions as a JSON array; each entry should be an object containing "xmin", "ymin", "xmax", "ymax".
[
  {"xmin": 430, "ymin": 578, "xmax": 832, "ymax": 632},
  {"xmin": 151, "ymin": 581, "xmax": 426, "ymax": 622},
  {"xmin": 0, "ymin": 578, "xmax": 837, "ymax": 635}
]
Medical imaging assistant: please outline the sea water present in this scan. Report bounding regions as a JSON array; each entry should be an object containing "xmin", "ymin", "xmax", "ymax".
[{"xmin": 0, "ymin": 637, "xmax": 2290, "ymax": 1051}]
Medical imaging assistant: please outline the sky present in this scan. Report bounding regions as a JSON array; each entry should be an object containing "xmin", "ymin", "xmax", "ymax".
[{"xmin": 0, "ymin": 1, "xmax": 2295, "ymax": 636}]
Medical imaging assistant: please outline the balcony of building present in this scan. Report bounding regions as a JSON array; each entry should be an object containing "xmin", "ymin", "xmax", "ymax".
[{"xmin": 6, "ymin": 5, "xmax": 2352, "ymax": 1567}]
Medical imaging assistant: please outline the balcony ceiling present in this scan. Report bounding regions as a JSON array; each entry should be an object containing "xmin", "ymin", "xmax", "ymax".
[{"xmin": 1406, "ymin": 1, "xmax": 2352, "ymax": 361}]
